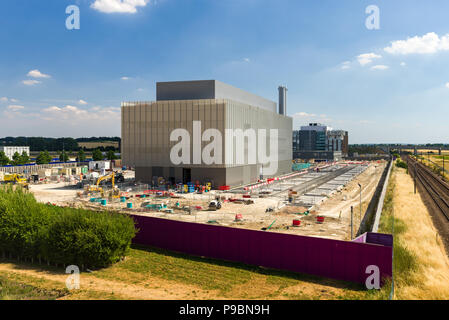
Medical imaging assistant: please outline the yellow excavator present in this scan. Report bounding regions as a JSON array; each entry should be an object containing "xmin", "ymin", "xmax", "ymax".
[
  {"xmin": 88, "ymin": 172, "xmax": 115, "ymax": 192},
  {"xmin": 87, "ymin": 172, "xmax": 121, "ymax": 198},
  {"xmin": 2, "ymin": 173, "xmax": 29, "ymax": 190}
]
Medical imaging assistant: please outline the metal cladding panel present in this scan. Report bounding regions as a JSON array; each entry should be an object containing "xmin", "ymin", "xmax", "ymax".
[
  {"xmin": 131, "ymin": 214, "xmax": 393, "ymax": 285},
  {"xmin": 136, "ymin": 104, "xmax": 143, "ymax": 166},
  {"xmin": 121, "ymin": 105, "xmax": 127, "ymax": 165},
  {"xmin": 129, "ymin": 105, "xmax": 136, "ymax": 165},
  {"xmin": 214, "ymin": 80, "xmax": 276, "ymax": 113},
  {"xmin": 122, "ymin": 100, "xmax": 229, "ymax": 169},
  {"xmin": 156, "ymin": 80, "xmax": 216, "ymax": 101},
  {"xmin": 145, "ymin": 104, "xmax": 152, "ymax": 165},
  {"xmin": 156, "ymin": 80, "xmax": 276, "ymax": 113},
  {"xmin": 223, "ymin": 99, "xmax": 292, "ymax": 182},
  {"xmin": 122, "ymin": 97, "xmax": 292, "ymax": 185}
]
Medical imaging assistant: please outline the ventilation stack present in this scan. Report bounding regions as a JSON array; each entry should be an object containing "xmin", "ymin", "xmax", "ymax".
[{"xmin": 278, "ymin": 86, "xmax": 288, "ymax": 115}]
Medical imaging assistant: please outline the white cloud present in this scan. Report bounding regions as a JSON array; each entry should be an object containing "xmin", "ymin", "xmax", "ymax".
[
  {"xmin": 41, "ymin": 105, "xmax": 120, "ymax": 121},
  {"xmin": 121, "ymin": 76, "xmax": 131, "ymax": 80},
  {"xmin": 293, "ymin": 112, "xmax": 317, "ymax": 118},
  {"xmin": 0, "ymin": 97, "xmax": 8, "ymax": 102},
  {"xmin": 243, "ymin": 58, "xmax": 250, "ymax": 63},
  {"xmin": 341, "ymin": 61, "xmax": 351, "ymax": 70},
  {"xmin": 371, "ymin": 65, "xmax": 389, "ymax": 70},
  {"xmin": 400, "ymin": 62, "xmax": 406, "ymax": 67},
  {"xmin": 22, "ymin": 80, "xmax": 41, "ymax": 86},
  {"xmin": 7, "ymin": 105, "xmax": 25, "ymax": 111},
  {"xmin": 43, "ymin": 106, "xmax": 62, "ymax": 112},
  {"xmin": 384, "ymin": 32, "xmax": 449, "ymax": 55},
  {"xmin": 10, "ymin": 98, "xmax": 18, "ymax": 102},
  {"xmin": 357, "ymin": 53, "xmax": 382, "ymax": 66},
  {"xmin": 43, "ymin": 105, "xmax": 85, "ymax": 117},
  {"xmin": 27, "ymin": 69, "xmax": 51, "ymax": 78},
  {"xmin": 1, "ymin": 104, "xmax": 121, "ymax": 136},
  {"xmin": 91, "ymin": 0, "xmax": 149, "ymax": 14},
  {"xmin": 445, "ymin": 83, "xmax": 449, "ymax": 89},
  {"xmin": 78, "ymin": 99, "xmax": 88, "ymax": 105}
]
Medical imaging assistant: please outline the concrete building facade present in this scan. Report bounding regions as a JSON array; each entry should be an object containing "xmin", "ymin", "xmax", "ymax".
[
  {"xmin": 293, "ymin": 123, "xmax": 348, "ymax": 161},
  {"xmin": 293, "ymin": 123, "xmax": 328, "ymax": 154},
  {"xmin": 0, "ymin": 146, "xmax": 30, "ymax": 160},
  {"xmin": 122, "ymin": 80, "xmax": 292, "ymax": 188},
  {"xmin": 327, "ymin": 130, "xmax": 349, "ymax": 155}
]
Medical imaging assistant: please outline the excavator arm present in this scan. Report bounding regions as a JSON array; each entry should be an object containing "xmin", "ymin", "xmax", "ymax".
[{"xmin": 96, "ymin": 172, "xmax": 115, "ymax": 188}]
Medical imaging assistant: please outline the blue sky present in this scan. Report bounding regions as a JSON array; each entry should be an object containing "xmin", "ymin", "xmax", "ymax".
[{"xmin": 1, "ymin": 0, "xmax": 449, "ymax": 143}]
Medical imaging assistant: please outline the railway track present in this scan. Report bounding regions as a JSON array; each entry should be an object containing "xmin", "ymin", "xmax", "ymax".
[{"xmin": 408, "ymin": 156, "xmax": 449, "ymax": 222}]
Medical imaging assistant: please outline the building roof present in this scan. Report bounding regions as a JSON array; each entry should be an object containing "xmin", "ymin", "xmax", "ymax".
[{"xmin": 156, "ymin": 80, "xmax": 277, "ymax": 113}]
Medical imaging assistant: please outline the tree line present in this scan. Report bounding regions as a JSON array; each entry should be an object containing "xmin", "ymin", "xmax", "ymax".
[
  {"xmin": 0, "ymin": 149, "xmax": 119, "ymax": 166},
  {"xmin": 348, "ymin": 145, "xmax": 387, "ymax": 155},
  {"xmin": 0, "ymin": 137, "xmax": 120, "ymax": 152}
]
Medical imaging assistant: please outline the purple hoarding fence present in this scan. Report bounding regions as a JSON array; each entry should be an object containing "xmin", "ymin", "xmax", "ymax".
[
  {"xmin": 366, "ymin": 232, "xmax": 394, "ymax": 247},
  {"xmin": 131, "ymin": 214, "xmax": 392, "ymax": 285},
  {"xmin": 353, "ymin": 232, "xmax": 393, "ymax": 247},
  {"xmin": 353, "ymin": 233, "xmax": 368, "ymax": 244}
]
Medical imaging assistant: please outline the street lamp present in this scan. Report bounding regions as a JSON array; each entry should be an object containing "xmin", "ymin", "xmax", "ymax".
[
  {"xmin": 358, "ymin": 183, "xmax": 362, "ymax": 221},
  {"xmin": 443, "ymin": 154, "xmax": 445, "ymax": 180}
]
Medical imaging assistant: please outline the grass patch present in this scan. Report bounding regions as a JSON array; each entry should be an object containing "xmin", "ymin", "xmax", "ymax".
[
  {"xmin": 377, "ymin": 167, "xmax": 419, "ymax": 297},
  {"xmin": 0, "ymin": 274, "xmax": 66, "ymax": 300},
  {"xmin": 432, "ymin": 155, "xmax": 449, "ymax": 160},
  {"xmin": 94, "ymin": 245, "xmax": 252, "ymax": 293}
]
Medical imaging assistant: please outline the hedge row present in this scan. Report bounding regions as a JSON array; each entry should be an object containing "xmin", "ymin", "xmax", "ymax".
[{"xmin": 0, "ymin": 186, "xmax": 136, "ymax": 268}]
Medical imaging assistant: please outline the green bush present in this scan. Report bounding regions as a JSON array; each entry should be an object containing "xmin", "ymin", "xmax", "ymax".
[
  {"xmin": 0, "ymin": 186, "xmax": 136, "ymax": 268},
  {"xmin": 395, "ymin": 159, "xmax": 408, "ymax": 170},
  {"xmin": 36, "ymin": 151, "xmax": 52, "ymax": 165}
]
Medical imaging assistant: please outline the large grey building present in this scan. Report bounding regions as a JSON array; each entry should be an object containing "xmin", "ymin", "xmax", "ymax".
[{"xmin": 122, "ymin": 80, "xmax": 292, "ymax": 188}]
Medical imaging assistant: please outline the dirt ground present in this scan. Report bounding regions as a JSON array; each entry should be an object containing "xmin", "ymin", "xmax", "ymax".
[
  {"xmin": 29, "ymin": 183, "xmax": 80, "ymax": 205},
  {"xmin": 313, "ymin": 161, "xmax": 387, "ymax": 240}
]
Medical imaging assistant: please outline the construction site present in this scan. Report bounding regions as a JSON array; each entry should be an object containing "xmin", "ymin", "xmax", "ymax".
[{"xmin": 13, "ymin": 158, "xmax": 387, "ymax": 242}]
